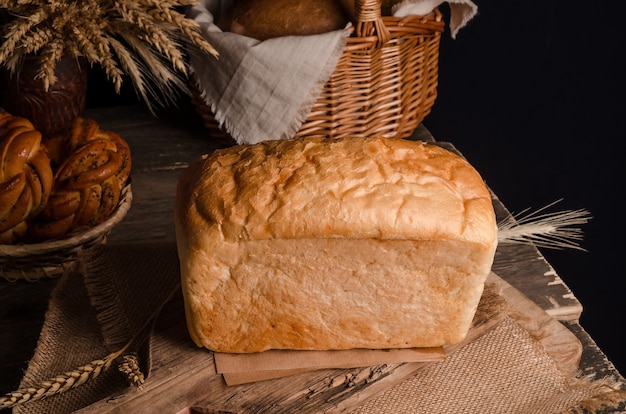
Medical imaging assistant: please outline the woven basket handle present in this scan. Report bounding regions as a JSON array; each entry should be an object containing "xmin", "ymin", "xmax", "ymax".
[{"xmin": 354, "ymin": 0, "xmax": 391, "ymax": 45}]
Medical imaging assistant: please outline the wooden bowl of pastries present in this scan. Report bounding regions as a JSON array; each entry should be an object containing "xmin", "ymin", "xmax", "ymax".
[{"xmin": 0, "ymin": 111, "xmax": 132, "ymax": 281}]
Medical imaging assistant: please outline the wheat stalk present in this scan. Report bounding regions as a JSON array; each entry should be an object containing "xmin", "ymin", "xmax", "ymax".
[
  {"xmin": 141, "ymin": 0, "xmax": 217, "ymax": 57},
  {"xmin": 37, "ymin": 35, "xmax": 65, "ymax": 89},
  {"xmin": 116, "ymin": 3, "xmax": 187, "ymax": 74},
  {"xmin": 0, "ymin": 349, "xmax": 149, "ymax": 409},
  {"xmin": 0, "ymin": 0, "xmax": 218, "ymax": 112},
  {"xmin": 0, "ymin": 353, "xmax": 118, "ymax": 409},
  {"xmin": 497, "ymin": 200, "xmax": 592, "ymax": 251},
  {"xmin": 118, "ymin": 354, "xmax": 145, "ymax": 389},
  {"xmin": 0, "ymin": 329, "xmax": 142, "ymax": 409},
  {"xmin": 115, "ymin": 31, "xmax": 187, "ymax": 107},
  {"xmin": 0, "ymin": 10, "xmax": 47, "ymax": 63},
  {"xmin": 0, "ymin": 280, "xmax": 181, "ymax": 409}
]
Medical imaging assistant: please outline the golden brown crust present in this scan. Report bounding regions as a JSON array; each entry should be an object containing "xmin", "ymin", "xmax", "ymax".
[
  {"xmin": 178, "ymin": 137, "xmax": 496, "ymax": 244},
  {"xmin": 25, "ymin": 149, "xmax": 55, "ymax": 216},
  {"xmin": 176, "ymin": 136, "xmax": 498, "ymax": 353},
  {"xmin": 27, "ymin": 117, "xmax": 131, "ymax": 242},
  {"xmin": 0, "ymin": 113, "xmax": 131, "ymax": 243},
  {"xmin": 230, "ymin": 0, "xmax": 350, "ymax": 40},
  {"xmin": 0, "ymin": 174, "xmax": 27, "ymax": 228},
  {"xmin": 0, "ymin": 113, "xmax": 53, "ymax": 244}
]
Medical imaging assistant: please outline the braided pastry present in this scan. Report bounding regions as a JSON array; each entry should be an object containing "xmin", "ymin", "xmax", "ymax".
[
  {"xmin": 0, "ymin": 111, "xmax": 54, "ymax": 244},
  {"xmin": 28, "ymin": 117, "xmax": 131, "ymax": 241}
]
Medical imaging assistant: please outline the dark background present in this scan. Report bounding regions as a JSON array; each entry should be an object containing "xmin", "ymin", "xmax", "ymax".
[
  {"xmin": 422, "ymin": 0, "xmax": 625, "ymax": 374},
  {"xmin": 86, "ymin": 0, "xmax": 625, "ymax": 374}
]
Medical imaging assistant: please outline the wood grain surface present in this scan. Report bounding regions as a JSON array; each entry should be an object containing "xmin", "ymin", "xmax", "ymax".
[
  {"xmin": 72, "ymin": 274, "xmax": 579, "ymax": 413},
  {"xmin": 1, "ymin": 105, "xmax": 623, "ymax": 412}
]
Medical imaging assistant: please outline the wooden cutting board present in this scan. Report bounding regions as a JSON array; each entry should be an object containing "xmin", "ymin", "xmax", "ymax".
[{"xmin": 76, "ymin": 273, "xmax": 582, "ymax": 413}]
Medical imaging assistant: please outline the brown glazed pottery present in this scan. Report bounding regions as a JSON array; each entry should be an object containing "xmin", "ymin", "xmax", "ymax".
[{"xmin": 0, "ymin": 55, "xmax": 88, "ymax": 137}]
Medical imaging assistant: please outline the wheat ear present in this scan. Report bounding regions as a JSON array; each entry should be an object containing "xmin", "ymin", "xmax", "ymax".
[
  {"xmin": 0, "ymin": 352, "xmax": 120, "ymax": 409},
  {"xmin": 118, "ymin": 353, "xmax": 145, "ymax": 389},
  {"xmin": 0, "ymin": 282, "xmax": 181, "ymax": 409},
  {"xmin": 497, "ymin": 200, "xmax": 592, "ymax": 251}
]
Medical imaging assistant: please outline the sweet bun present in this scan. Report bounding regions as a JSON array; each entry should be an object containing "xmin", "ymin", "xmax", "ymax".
[
  {"xmin": 0, "ymin": 111, "xmax": 53, "ymax": 244},
  {"xmin": 27, "ymin": 117, "xmax": 131, "ymax": 241}
]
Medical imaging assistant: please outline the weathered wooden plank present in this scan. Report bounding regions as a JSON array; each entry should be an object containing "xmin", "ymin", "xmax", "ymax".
[
  {"xmin": 74, "ymin": 274, "xmax": 580, "ymax": 414},
  {"xmin": 486, "ymin": 273, "xmax": 582, "ymax": 377},
  {"xmin": 0, "ymin": 104, "xmax": 620, "ymax": 409}
]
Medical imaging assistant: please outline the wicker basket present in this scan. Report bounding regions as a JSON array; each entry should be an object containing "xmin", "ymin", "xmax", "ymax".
[
  {"xmin": 0, "ymin": 185, "xmax": 132, "ymax": 282},
  {"xmin": 191, "ymin": 0, "xmax": 444, "ymax": 145}
]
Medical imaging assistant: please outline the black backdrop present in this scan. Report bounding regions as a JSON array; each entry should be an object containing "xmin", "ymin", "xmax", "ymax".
[
  {"xmin": 423, "ymin": 0, "xmax": 625, "ymax": 373},
  {"xmin": 86, "ymin": 0, "xmax": 625, "ymax": 375}
]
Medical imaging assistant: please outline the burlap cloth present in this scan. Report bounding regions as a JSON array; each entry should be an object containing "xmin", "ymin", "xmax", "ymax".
[{"xmin": 8, "ymin": 243, "xmax": 626, "ymax": 413}]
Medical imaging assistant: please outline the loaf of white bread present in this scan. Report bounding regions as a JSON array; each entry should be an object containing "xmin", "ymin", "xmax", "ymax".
[{"xmin": 175, "ymin": 136, "xmax": 498, "ymax": 353}]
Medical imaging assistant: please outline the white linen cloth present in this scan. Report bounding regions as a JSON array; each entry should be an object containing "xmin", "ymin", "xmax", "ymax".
[
  {"xmin": 189, "ymin": 0, "xmax": 477, "ymax": 145},
  {"xmin": 393, "ymin": 0, "xmax": 477, "ymax": 39}
]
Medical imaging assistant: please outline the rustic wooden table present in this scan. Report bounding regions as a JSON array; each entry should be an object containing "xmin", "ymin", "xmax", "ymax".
[{"xmin": 1, "ymin": 104, "xmax": 623, "ymax": 412}]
